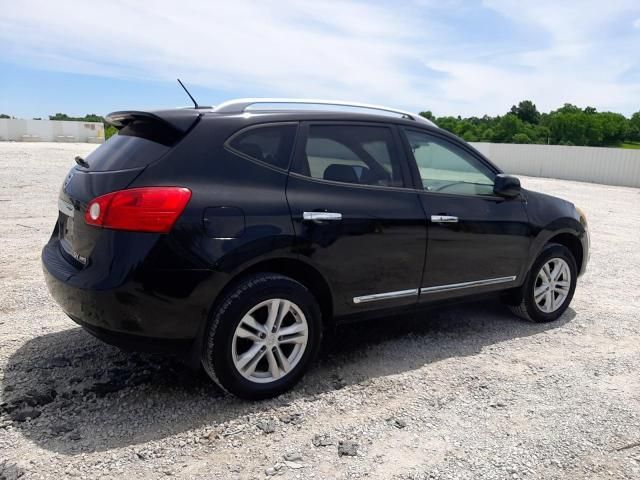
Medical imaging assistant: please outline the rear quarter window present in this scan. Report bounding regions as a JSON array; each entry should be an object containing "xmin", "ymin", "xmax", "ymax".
[{"xmin": 227, "ymin": 124, "xmax": 297, "ymax": 170}]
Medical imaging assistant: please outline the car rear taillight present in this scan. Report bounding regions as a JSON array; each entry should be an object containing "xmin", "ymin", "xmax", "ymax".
[{"xmin": 84, "ymin": 187, "xmax": 192, "ymax": 233}]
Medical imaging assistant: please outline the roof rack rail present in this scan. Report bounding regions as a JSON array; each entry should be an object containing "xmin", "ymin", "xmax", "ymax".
[{"xmin": 212, "ymin": 98, "xmax": 436, "ymax": 126}]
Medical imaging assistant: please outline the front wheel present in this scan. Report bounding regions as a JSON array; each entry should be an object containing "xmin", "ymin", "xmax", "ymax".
[
  {"xmin": 201, "ymin": 273, "xmax": 322, "ymax": 399},
  {"xmin": 508, "ymin": 244, "xmax": 577, "ymax": 323}
]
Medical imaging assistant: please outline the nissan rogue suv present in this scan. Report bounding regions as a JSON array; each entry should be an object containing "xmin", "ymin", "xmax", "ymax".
[{"xmin": 42, "ymin": 99, "xmax": 589, "ymax": 399}]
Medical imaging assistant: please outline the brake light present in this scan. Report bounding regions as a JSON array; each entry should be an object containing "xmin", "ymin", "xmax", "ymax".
[{"xmin": 84, "ymin": 187, "xmax": 192, "ymax": 233}]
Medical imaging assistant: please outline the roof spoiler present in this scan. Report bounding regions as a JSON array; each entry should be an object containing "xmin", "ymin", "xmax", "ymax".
[{"xmin": 105, "ymin": 109, "xmax": 201, "ymax": 133}]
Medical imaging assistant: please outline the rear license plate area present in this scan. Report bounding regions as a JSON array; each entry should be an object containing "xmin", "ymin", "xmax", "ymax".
[{"xmin": 58, "ymin": 199, "xmax": 86, "ymax": 265}]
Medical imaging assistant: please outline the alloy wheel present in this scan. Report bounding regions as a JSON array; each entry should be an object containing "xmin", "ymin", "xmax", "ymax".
[
  {"xmin": 534, "ymin": 258, "xmax": 571, "ymax": 313},
  {"xmin": 231, "ymin": 298, "xmax": 309, "ymax": 383}
]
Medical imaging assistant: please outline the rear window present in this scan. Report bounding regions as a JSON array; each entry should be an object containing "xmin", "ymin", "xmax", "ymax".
[
  {"xmin": 83, "ymin": 134, "xmax": 170, "ymax": 172},
  {"xmin": 227, "ymin": 124, "xmax": 297, "ymax": 170},
  {"xmin": 299, "ymin": 125, "xmax": 404, "ymax": 187}
]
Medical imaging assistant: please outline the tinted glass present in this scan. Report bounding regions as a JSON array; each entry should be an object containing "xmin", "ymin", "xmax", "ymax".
[
  {"xmin": 404, "ymin": 129, "xmax": 495, "ymax": 195},
  {"xmin": 228, "ymin": 124, "xmax": 297, "ymax": 169},
  {"xmin": 302, "ymin": 125, "xmax": 403, "ymax": 187},
  {"xmin": 84, "ymin": 134, "xmax": 169, "ymax": 172}
]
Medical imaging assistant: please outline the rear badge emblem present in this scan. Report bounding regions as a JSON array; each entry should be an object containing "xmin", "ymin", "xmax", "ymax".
[
  {"xmin": 63, "ymin": 171, "xmax": 74, "ymax": 191},
  {"xmin": 70, "ymin": 250, "xmax": 87, "ymax": 265}
]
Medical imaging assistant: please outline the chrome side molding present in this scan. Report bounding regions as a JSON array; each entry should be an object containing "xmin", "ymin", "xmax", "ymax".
[
  {"xmin": 353, "ymin": 276, "xmax": 517, "ymax": 304},
  {"xmin": 431, "ymin": 215, "xmax": 458, "ymax": 223},
  {"xmin": 420, "ymin": 276, "xmax": 516, "ymax": 294},
  {"xmin": 353, "ymin": 288, "xmax": 418, "ymax": 304},
  {"xmin": 303, "ymin": 212, "xmax": 342, "ymax": 221}
]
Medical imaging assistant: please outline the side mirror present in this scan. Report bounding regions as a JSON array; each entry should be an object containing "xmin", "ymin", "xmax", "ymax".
[{"xmin": 493, "ymin": 174, "xmax": 521, "ymax": 197}]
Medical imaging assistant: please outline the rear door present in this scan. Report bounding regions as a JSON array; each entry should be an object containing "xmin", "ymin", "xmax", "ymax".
[
  {"xmin": 400, "ymin": 128, "xmax": 531, "ymax": 301},
  {"xmin": 286, "ymin": 121, "xmax": 427, "ymax": 317}
]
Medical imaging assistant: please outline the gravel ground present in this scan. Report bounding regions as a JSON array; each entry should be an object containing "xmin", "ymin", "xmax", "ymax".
[{"xmin": 1, "ymin": 142, "xmax": 639, "ymax": 480}]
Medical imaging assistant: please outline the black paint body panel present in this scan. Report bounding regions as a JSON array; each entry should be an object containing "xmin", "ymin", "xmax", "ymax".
[{"xmin": 42, "ymin": 108, "xmax": 590, "ymax": 352}]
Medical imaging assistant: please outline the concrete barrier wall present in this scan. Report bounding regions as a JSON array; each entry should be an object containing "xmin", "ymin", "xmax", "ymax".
[
  {"xmin": 0, "ymin": 119, "xmax": 104, "ymax": 143},
  {"xmin": 470, "ymin": 142, "xmax": 640, "ymax": 188}
]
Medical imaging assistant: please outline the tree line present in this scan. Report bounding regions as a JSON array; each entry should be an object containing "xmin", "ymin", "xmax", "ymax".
[
  {"xmin": 47, "ymin": 113, "xmax": 118, "ymax": 139},
  {"xmin": 3, "ymin": 101, "xmax": 640, "ymax": 147},
  {"xmin": 420, "ymin": 100, "xmax": 640, "ymax": 148}
]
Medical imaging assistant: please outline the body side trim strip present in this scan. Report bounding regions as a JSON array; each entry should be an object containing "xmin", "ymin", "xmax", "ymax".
[
  {"xmin": 353, "ymin": 288, "xmax": 418, "ymax": 304},
  {"xmin": 420, "ymin": 276, "xmax": 516, "ymax": 295},
  {"xmin": 352, "ymin": 276, "xmax": 517, "ymax": 305}
]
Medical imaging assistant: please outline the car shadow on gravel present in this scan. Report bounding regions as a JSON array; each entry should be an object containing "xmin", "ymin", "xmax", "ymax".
[{"xmin": 1, "ymin": 300, "xmax": 574, "ymax": 454}]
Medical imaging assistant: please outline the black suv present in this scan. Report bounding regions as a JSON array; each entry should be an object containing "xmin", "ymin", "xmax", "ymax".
[{"xmin": 43, "ymin": 99, "xmax": 589, "ymax": 399}]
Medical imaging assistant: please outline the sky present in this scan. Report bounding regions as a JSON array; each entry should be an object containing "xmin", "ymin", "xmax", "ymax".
[{"xmin": 1, "ymin": 0, "xmax": 640, "ymax": 119}]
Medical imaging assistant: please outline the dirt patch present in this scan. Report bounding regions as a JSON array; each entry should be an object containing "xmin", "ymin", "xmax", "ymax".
[{"xmin": 1, "ymin": 143, "xmax": 639, "ymax": 479}]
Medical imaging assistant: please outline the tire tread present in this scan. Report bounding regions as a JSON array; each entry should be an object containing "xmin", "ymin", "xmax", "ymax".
[
  {"xmin": 507, "ymin": 242, "xmax": 576, "ymax": 323},
  {"xmin": 201, "ymin": 273, "xmax": 318, "ymax": 398}
]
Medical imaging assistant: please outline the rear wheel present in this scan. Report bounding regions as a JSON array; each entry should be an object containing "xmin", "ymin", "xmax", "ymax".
[
  {"xmin": 508, "ymin": 244, "xmax": 577, "ymax": 323},
  {"xmin": 201, "ymin": 273, "xmax": 322, "ymax": 399}
]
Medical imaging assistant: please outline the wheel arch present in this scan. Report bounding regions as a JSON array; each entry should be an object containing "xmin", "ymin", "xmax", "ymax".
[
  {"xmin": 525, "ymin": 223, "xmax": 586, "ymax": 280},
  {"xmin": 505, "ymin": 228, "xmax": 583, "ymax": 309},
  {"xmin": 546, "ymin": 232, "xmax": 583, "ymax": 272},
  {"xmin": 222, "ymin": 257, "xmax": 334, "ymax": 324}
]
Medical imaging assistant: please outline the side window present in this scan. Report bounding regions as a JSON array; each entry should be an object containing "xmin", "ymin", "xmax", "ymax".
[
  {"xmin": 227, "ymin": 124, "xmax": 297, "ymax": 170},
  {"xmin": 300, "ymin": 125, "xmax": 404, "ymax": 187},
  {"xmin": 404, "ymin": 129, "xmax": 496, "ymax": 196}
]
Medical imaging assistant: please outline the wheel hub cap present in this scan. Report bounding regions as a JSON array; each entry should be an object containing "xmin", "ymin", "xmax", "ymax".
[
  {"xmin": 231, "ymin": 298, "xmax": 309, "ymax": 384},
  {"xmin": 534, "ymin": 257, "xmax": 571, "ymax": 313}
]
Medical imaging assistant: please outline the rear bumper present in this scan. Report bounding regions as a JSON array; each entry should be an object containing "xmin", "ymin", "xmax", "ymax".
[
  {"xmin": 42, "ymin": 240, "xmax": 214, "ymax": 350},
  {"xmin": 68, "ymin": 314, "xmax": 193, "ymax": 353}
]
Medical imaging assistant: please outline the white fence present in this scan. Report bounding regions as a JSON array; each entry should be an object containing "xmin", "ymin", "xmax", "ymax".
[
  {"xmin": 470, "ymin": 142, "xmax": 640, "ymax": 188},
  {"xmin": 0, "ymin": 119, "xmax": 104, "ymax": 143}
]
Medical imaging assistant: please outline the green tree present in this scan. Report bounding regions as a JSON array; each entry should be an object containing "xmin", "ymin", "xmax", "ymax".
[
  {"xmin": 510, "ymin": 100, "xmax": 540, "ymax": 124},
  {"xmin": 494, "ymin": 114, "xmax": 525, "ymax": 142},
  {"xmin": 480, "ymin": 128, "xmax": 495, "ymax": 142},
  {"xmin": 49, "ymin": 113, "xmax": 72, "ymax": 121},
  {"xmin": 80, "ymin": 114, "xmax": 104, "ymax": 123},
  {"xmin": 420, "ymin": 100, "xmax": 637, "ymax": 147},
  {"xmin": 628, "ymin": 112, "xmax": 640, "ymax": 142},
  {"xmin": 105, "ymin": 125, "xmax": 118, "ymax": 139},
  {"xmin": 596, "ymin": 112, "xmax": 628, "ymax": 145},
  {"xmin": 543, "ymin": 109, "xmax": 588, "ymax": 145},
  {"xmin": 556, "ymin": 103, "xmax": 583, "ymax": 114},
  {"xmin": 462, "ymin": 130, "xmax": 479, "ymax": 142},
  {"xmin": 0, "ymin": 113, "xmax": 10, "ymax": 119},
  {"xmin": 419, "ymin": 111, "xmax": 435, "ymax": 122},
  {"xmin": 512, "ymin": 133, "xmax": 531, "ymax": 144}
]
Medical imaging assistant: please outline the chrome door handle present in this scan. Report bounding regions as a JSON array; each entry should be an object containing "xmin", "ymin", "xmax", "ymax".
[
  {"xmin": 303, "ymin": 211, "xmax": 342, "ymax": 221},
  {"xmin": 431, "ymin": 215, "xmax": 458, "ymax": 223}
]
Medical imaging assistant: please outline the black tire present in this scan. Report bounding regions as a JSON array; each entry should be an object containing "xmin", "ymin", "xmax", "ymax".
[
  {"xmin": 508, "ymin": 243, "xmax": 577, "ymax": 323},
  {"xmin": 201, "ymin": 273, "xmax": 322, "ymax": 399}
]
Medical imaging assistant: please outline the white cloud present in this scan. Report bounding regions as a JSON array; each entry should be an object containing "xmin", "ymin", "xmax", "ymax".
[
  {"xmin": 1, "ymin": 0, "xmax": 640, "ymax": 116},
  {"xmin": 633, "ymin": 17, "xmax": 640, "ymax": 28},
  {"xmin": 430, "ymin": 0, "xmax": 640, "ymax": 114}
]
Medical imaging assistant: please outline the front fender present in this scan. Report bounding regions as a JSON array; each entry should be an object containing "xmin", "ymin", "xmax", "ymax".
[{"xmin": 522, "ymin": 189, "xmax": 588, "ymax": 278}]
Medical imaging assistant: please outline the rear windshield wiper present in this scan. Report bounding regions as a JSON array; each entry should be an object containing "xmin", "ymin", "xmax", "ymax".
[{"xmin": 75, "ymin": 156, "xmax": 90, "ymax": 168}]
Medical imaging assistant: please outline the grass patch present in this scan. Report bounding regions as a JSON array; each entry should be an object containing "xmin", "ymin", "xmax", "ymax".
[{"xmin": 619, "ymin": 142, "xmax": 640, "ymax": 149}]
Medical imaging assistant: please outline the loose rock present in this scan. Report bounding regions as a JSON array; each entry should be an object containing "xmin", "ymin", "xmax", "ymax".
[
  {"xmin": 338, "ymin": 440, "xmax": 358, "ymax": 457},
  {"xmin": 256, "ymin": 418, "xmax": 277, "ymax": 434},
  {"xmin": 312, "ymin": 434, "xmax": 334, "ymax": 447}
]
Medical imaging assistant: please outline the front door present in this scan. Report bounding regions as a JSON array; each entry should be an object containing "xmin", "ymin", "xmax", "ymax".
[
  {"xmin": 286, "ymin": 122, "xmax": 427, "ymax": 316},
  {"xmin": 400, "ymin": 128, "xmax": 532, "ymax": 302}
]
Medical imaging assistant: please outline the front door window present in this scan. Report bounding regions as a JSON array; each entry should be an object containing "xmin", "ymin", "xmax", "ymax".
[{"xmin": 404, "ymin": 129, "xmax": 495, "ymax": 196}]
